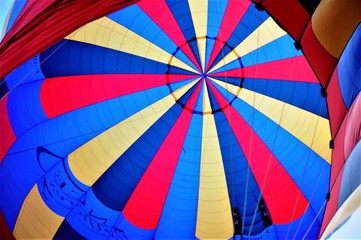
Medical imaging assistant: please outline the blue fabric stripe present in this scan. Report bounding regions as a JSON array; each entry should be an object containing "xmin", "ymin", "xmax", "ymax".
[
  {"xmin": 38, "ymin": 156, "xmax": 88, "ymax": 216},
  {"xmin": 40, "ymin": 40, "xmax": 193, "ymax": 78},
  {"xmin": 338, "ymin": 25, "xmax": 361, "ymax": 109},
  {"xmin": 205, "ymin": 0, "xmax": 228, "ymax": 68},
  {"xmin": 155, "ymin": 114, "xmax": 202, "ymax": 239},
  {"xmin": 107, "ymin": 4, "xmax": 198, "ymax": 71},
  {"xmin": 241, "ymin": 35, "xmax": 303, "ymax": 67},
  {"xmin": 213, "ymin": 108, "xmax": 266, "ymax": 235},
  {"xmin": 7, "ymin": 79, "xmax": 47, "ymax": 136},
  {"xmin": 54, "ymin": 220, "xmax": 86, "ymax": 240},
  {"xmin": 208, "ymin": 3, "xmax": 268, "ymax": 70},
  {"xmin": 0, "ymin": 148, "xmax": 45, "ymax": 229},
  {"xmin": 166, "ymin": 0, "xmax": 202, "ymax": 68},
  {"xmin": 63, "ymin": 189, "xmax": 120, "ymax": 239},
  {"xmin": 274, "ymin": 206, "xmax": 324, "ymax": 239},
  {"xmin": 241, "ymin": 78, "xmax": 328, "ymax": 118},
  {"xmin": 5, "ymin": 55, "xmax": 45, "ymax": 89},
  {"xmin": 211, "ymin": 35, "xmax": 303, "ymax": 76},
  {"xmin": 338, "ymin": 140, "xmax": 361, "ymax": 207}
]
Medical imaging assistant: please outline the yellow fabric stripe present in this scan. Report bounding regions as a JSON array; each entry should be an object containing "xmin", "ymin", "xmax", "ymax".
[
  {"xmin": 213, "ymin": 78, "xmax": 331, "ymax": 163},
  {"xmin": 196, "ymin": 114, "xmax": 233, "ymax": 239},
  {"xmin": 210, "ymin": 17, "xmax": 287, "ymax": 73},
  {"xmin": 68, "ymin": 80, "xmax": 198, "ymax": 186},
  {"xmin": 188, "ymin": 0, "xmax": 208, "ymax": 70},
  {"xmin": 13, "ymin": 184, "xmax": 63, "ymax": 239},
  {"xmin": 65, "ymin": 17, "xmax": 197, "ymax": 74}
]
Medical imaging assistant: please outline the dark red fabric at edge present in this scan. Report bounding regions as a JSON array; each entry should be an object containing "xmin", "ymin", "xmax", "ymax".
[{"xmin": 0, "ymin": 0, "xmax": 139, "ymax": 81}]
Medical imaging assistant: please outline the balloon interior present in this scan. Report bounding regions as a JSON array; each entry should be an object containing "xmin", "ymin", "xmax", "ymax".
[{"xmin": 0, "ymin": 0, "xmax": 360, "ymax": 239}]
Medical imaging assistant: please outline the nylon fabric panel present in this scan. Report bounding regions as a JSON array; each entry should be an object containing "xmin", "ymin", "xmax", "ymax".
[
  {"xmin": 300, "ymin": 22, "xmax": 337, "ymax": 87},
  {"xmin": 210, "ymin": 80, "xmax": 329, "ymax": 225},
  {"xmin": 64, "ymin": 17, "xmax": 197, "ymax": 74},
  {"xmin": 54, "ymin": 220, "xmax": 85, "ymax": 240},
  {"xmin": 213, "ymin": 108, "xmax": 265, "ymax": 235},
  {"xmin": 321, "ymin": 186, "xmax": 361, "ymax": 239},
  {"xmin": 207, "ymin": 81, "xmax": 309, "ymax": 224},
  {"xmin": 212, "ymin": 56, "xmax": 318, "ymax": 83},
  {"xmin": 8, "ymin": 80, "xmax": 47, "ymax": 136},
  {"xmin": 344, "ymin": 93, "xmax": 361, "ymax": 159},
  {"xmin": 8, "ymin": 84, "xmax": 183, "ymax": 156},
  {"xmin": 91, "ymin": 103, "xmax": 185, "ymax": 211},
  {"xmin": 206, "ymin": 0, "xmax": 251, "ymax": 71},
  {"xmin": 241, "ymin": 78, "xmax": 328, "ymax": 118},
  {"xmin": 312, "ymin": 0, "xmax": 361, "ymax": 58},
  {"xmin": 196, "ymin": 113, "xmax": 233, "ymax": 239},
  {"xmin": 260, "ymin": 0, "xmax": 310, "ymax": 40},
  {"xmin": 0, "ymin": 95, "xmax": 15, "ymax": 162},
  {"xmin": 0, "ymin": 0, "xmax": 139, "ymax": 80},
  {"xmin": 209, "ymin": 12, "xmax": 274, "ymax": 73},
  {"xmin": 0, "ymin": 84, "xmax": 193, "ymax": 228},
  {"xmin": 220, "ymin": 84, "xmax": 331, "ymax": 162},
  {"xmin": 205, "ymin": 0, "xmax": 228, "ymax": 69},
  {"xmin": 0, "ymin": 148, "xmax": 52, "ymax": 229},
  {"xmin": 67, "ymin": 84, "xmax": 194, "ymax": 186},
  {"xmin": 338, "ymin": 141, "xmax": 361, "ymax": 207},
  {"xmin": 320, "ymin": 168, "xmax": 344, "ymax": 237},
  {"xmin": 107, "ymin": 4, "xmax": 198, "ymax": 71},
  {"xmin": 122, "ymin": 81, "xmax": 202, "ymax": 230},
  {"xmin": 154, "ymin": 114, "xmax": 202, "ymax": 239},
  {"xmin": 329, "ymin": 123, "xmax": 347, "ymax": 189},
  {"xmin": 4, "ymin": 55, "xmax": 44, "ymax": 91},
  {"xmin": 13, "ymin": 184, "xmax": 63, "ymax": 239},
  {"xmin": 327, "ymin": 66, "xmax": 348, "ymax": 138},
  {"xmin": 188, "ymin": 0, "xmax": 208, "ymax": 70},
  {"xmin": 338, "ymin": 25, "xmax": 361, "ymax": 109},
  {"xmin": 40, "ymin": 74, "xmax": 195, "ymax": 118},
  {"xmin": 167, "ymin": 0, "xmax": 202, "ymax": 67},
  {"xmin": 40, "ymin": 40, "xmax": 192, "ymax": 78},
  {"xmin": 137, "ymin": 0, "xmax": 201, "ymax": 71}
]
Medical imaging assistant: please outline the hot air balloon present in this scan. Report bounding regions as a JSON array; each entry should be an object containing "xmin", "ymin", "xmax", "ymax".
[{"xmin": 0, "ymin": 0, "xmax": 360, "ymax": 239}]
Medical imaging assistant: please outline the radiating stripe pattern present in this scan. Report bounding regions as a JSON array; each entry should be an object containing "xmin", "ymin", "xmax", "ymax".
[{"xmin": 0, "ymin": 1, "xmax": 331, "ymax": 239}]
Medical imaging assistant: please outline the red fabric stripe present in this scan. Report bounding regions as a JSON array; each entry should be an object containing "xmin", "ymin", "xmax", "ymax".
[
  {"xmin": 137, "ymin": 1, "xmax": 201, "ymax": 71},
  {"xmin": 206, "ymin": 0, "xmax": 250, "ymax": 71},
  {"xmin": 123, "ymin": 82, "xmax": 201, "ymax": 229},
  {"xmin": 0, "ymin": 95, "xmax": 16, "ymax": 163},
  {"xmin": 40, "ymin": 74, "xmax": 194, "ymax": 118},
  {"xmin": 327, "ymin": 66, "xmax": 348, "ymax": 138},
  {"xmin": 207, "ymin": 81, "xmax": 308, "ymax": 224},
  {"xmin": 329, "ymin": 121, "xmax": 346, "ymax": 193},
  {"xmin": 210, "ymin": 56, "xmax": 318, "ymax": 83},
  {"xmin": 261, "ymin": 0, "xmax": 310, "ymax": 40},
  {"xmin": 0, "ymin": 0, "xmax": 138, "ymax": 81},
  {"xmin": 301, "ymin": 22, "xmax": 338, "ymax": 87}
]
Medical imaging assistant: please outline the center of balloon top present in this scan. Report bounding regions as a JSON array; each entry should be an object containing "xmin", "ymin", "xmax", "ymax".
[{"xmin": 166, "ymin": 36, "xmax": 243, "ymax": 115}]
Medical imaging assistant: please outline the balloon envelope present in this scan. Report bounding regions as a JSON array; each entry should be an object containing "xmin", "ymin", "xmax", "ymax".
[{"xmin": 0, "ymin": 1, "xmax": 336, "ymax": 239}]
